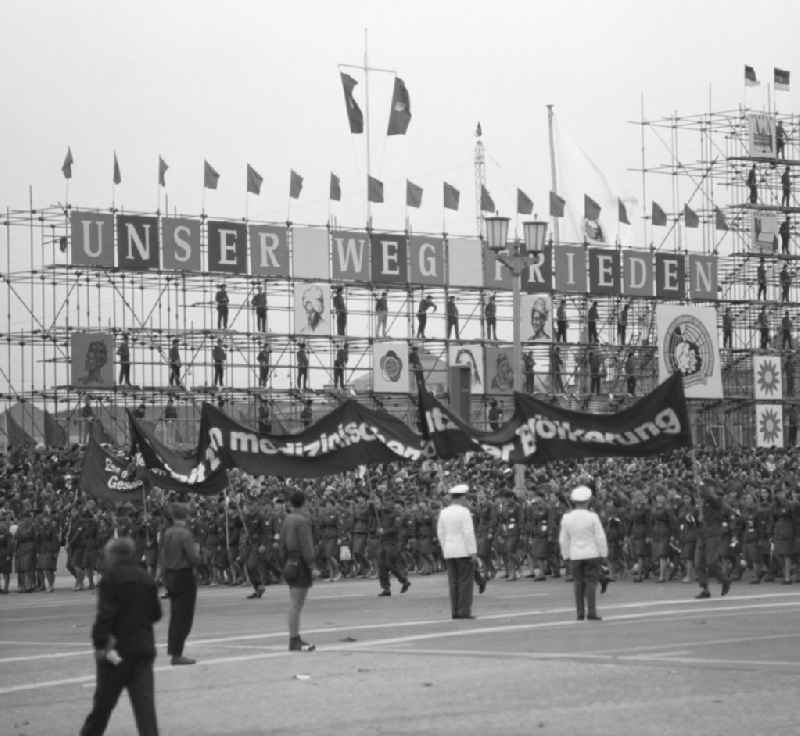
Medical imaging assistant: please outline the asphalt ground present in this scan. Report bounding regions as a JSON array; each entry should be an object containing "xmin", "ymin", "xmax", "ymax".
[{"xmin": 2, "ymin": 573, "xmax": 800, "ymax": 736}]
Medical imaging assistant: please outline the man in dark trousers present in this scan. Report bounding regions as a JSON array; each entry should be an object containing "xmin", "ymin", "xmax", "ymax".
[
  {"xmin": 695, "ymin": 485, "xmax": 732, "ymax": 599},
  {"xmin": 280, "ymin": 490, "xmax": 316, "ymax": 651},
  {"xmin": 587, "ymin": 301, "xmax": 599, "ymax": 344},
  {"xmin": 377, "ymin": 498, "xmax": 411, "ymax": 597},
  {"xmin": 446, "ymin": 295, "xmax": 460, "ymax": 340},
  {"xmin": 79, "ymin": 537, "xmax": 161, "ymax": 736},
  {"xmin": 747, "ymin": 163, "xmax": 758, "ymax": 204},
  {"xmin": 168, "ymin": 338, "xmax": 182, "ymax": 388},
  {"xmin": 251, "ymin": 284, "xmax": 267, "ymax": 332},
  {"xmin": 333, "ymin": 342, "xmax": 348, "ymax": 390},
  {"xmin": 212, "ymin": 339, "xmax": 226, "ymax": 387},
  {"xmin": 485, "ymin": 294, "xmax": 497, "ymax": 340},
  {"xmin": 409, "ymin": 345, "xmax": 424, "ymax": 391},
  {"xmin": 437, "ymin": 484, "xmax": 479, "ymax": 620},
  {"xmin": 488, "ymin": 399, "xmax": 503, "ymax": 431},
  {"xmin": 117, "ymin": 334, "xmax": 131, "ymax": 386},
  {"xmin": 757, "ymin": 258, "xmax": 767, "ymax": 301},
  {"xmin": 296, "ymin": 342, "xmax": 308, "ymax": 391},
  {"xmin": 780, "ymin": 216, "xmax": 791, "ymax": 256},
  {"xmin": 722, "ymin": 307, "xmax": 733, "ymax": 349},
  {"xmin": 416, "ymin": 294, "xmax": 437, "ymax": 338},
  {"xmin": 556, "ymin": 299, "xmax": 568, "ymax": 343},
  {"xmin": 160, "ymin": 503, "xmax": 199, "ymax": 665},
  {"xmin": 215, "ymin": 284, "xmax": 229, "ymax": 329},
  {"xmin": 782, "ymin": 165, "xmax": 792, "ymax": 208},
  {"xmin": 257, "ymin": 341, "xmax": 271, "ymax": 388},
  {"xmin": 333, "ymin": 286, "xmax": 347, "ymax": 336},
  {"xmin": 559, "ymin": 485, "xmax": 608, "ymax": 621}
]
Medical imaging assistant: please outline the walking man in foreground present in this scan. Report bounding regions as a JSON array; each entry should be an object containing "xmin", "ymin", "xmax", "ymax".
[
  {"xmin": 160, "ymin": 503, "xmax": 199, "ymax": 665},
  {"xmin": 558, "ymin": 485, "xmax": 608, "ymax": 621},
  {"xmin": 437, "ymin": 483, "xmax": 479, "ymax": 619},
  {"xmin": 80, "ymin": 537, "xmax": 160, "ymax": 736}
]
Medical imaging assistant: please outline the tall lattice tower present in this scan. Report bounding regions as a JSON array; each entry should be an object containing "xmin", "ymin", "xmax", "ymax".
[{"xmin": 474, "ymin": 121, "xmax": 486, "ymax": 237}]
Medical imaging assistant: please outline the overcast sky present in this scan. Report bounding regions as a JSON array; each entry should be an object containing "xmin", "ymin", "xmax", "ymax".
[{"xmin": 0, "ymin": 0, "xmax": 796, "ymax": 239}]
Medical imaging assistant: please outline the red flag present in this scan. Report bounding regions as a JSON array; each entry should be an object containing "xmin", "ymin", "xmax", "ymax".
[
  {"xmin": 584, "ymin": 194, "xmax": 601, "ymax": 221},
  {"xmin": 79, "ymin": 436, "xmax": 144, "ymax": 503},
  {"xmin": 618, "ymin": 198, "xmax": 630, "ymax": 225},
  {"xmin": 340, "ymin": 72, "xmax": 364, "ymax": 134},
  {"xmin": 62, "ymin": 147, "xmax": 74, "ymax": 180},
  {"xmin": 684, "ymin": 204, "xmax": 699, "ymax": 228},
  {"xmin": 246, "ymin": 164, "xmax": 263, "ymax": 195},
  {"xmin": 368, "ymin": 176, "xmax": 384, "ymax": 204},
  {"xmin": 158, "ymin": 156, "xmax": 168, "ymax": 187},
  {"xmin": 715, "ymin": 207, "xmax": 729, "ymax": 231},
  {"xmin": 387, "ymin": 77, "xmax": 412, "ymax": 135},
  {"xmin": 204, "ymin": 160, "xmax": 220, "ymax": 190},
  {"xmin": 113, "ymin": 152, "xmax": 121, "ymax": 185},
  {"xmin": 443, "ymin": 182, "xmax": 460, "ymax": 211},
  {"xmin": 289, "ymin": 170, "xmax": 303, "ymax": 199}
]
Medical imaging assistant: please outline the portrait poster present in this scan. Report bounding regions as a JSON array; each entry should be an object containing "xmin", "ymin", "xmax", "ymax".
[
  {"xmin": 748, "ymin": 113, "xmax": 776, "ymax": 158},
  {"xmin": 755, "ymin": 403, "xmax": 783, "ymax": 448},
  {"xmin": 485, "ymin": 347, "xmax": 515, "ymax": 393},
  {"xmin": 753, "ymin": 355, "xmax": 783, "ymax": 400},
  {"xmin": 520, "ymin": 293, "xmax": 553, "ymax": 343},
  {"xmin": 293, "ymin": 282, "xmax": 330, "ymax": 336},
  {"xmin": 656, "ymin": 305, "xmax": 722, "ymax": 398},
  {"xmin": 372, "ymin": 342, "xmax": 409, "ymax": 393},
  {"xmin": 71, "ymin": 332, "xmax": 115, "ymax": 387},
  {"xmin": 448, "ymin": 344, "xmax": 485, "ymax": 395}
]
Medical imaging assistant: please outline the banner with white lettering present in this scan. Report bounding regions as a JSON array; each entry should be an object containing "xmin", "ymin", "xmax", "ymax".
[
  {"xmin": 655, "ymin": 253, "xmax": 686, "ymax": 300},
  {"xmin": 419, "ymin": 372, "xmax": 691, "ymax": 463},
  {"xmin": 588, "ymin": 249, "xmax": 620, "ymax": 296},
  {"xmin": 162, "ymin": 217, "xmax": 201, "ymax": 271},
  {"xmin": 250, "ymin": 224, "xmax": 290, "ymax": 277},
  {"xmin": 70, "ymin": 211, "xmax": 114, "ymax": 268},
  {"xmin": 370, "ymin": 232, "xmax": 407, "ymax": 285},
  {"xmin": 331, "ymin": 229, "xmax": 370, "ymax": 281},
  {"xmin": 117, "ymin": 215, "xmax": 160, "ymax": 271},
  {"xmin": 554, "ymin": 245, "xmax": 587, "ymax": 293},
  {"xmin": 208, "ymin": 220, "xmax": 247, "ymax": 273},
  {"xmin": 196, "ymin": 400, "xmax": 423, "ymax": 478}
]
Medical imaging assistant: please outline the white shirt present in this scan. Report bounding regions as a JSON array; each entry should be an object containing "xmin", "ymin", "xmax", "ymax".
[
  {"xmin": 436, "ymin": 503, "xmax": 477, "ymax": 559},
  {"xmin": 558, "ymin": 508, "xmax": 608, "ymax": 561}
]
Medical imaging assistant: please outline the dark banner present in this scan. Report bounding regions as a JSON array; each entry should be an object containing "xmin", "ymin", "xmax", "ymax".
[
  {"xmin": 197, "ymin": 400, "xmax": 422, "ymax": 478},
  {"xmin": 128, "ymin": 413, "xmax": 229, "ymax": 496},
  {"xmin": 421, "ymin": 373, "xmax": 691, "ymax": 464},
  {"xmin": 79, "ymin": 436, "xmax": 145, "ymax": 503}
]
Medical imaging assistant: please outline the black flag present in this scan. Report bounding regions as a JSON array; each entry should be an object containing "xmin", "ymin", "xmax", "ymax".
[{"xmin": 340, "ymin": 72, "xmax": 364, "ymax": 133}]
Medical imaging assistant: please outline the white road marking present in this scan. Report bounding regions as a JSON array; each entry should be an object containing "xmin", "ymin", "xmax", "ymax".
[{"xmin": 2, "ymin": 598, "xmax": 799, "ymax": 696}]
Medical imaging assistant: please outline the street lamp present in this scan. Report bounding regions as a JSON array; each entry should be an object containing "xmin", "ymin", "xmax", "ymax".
[{"xmin": 485, "ymin": 216, "xmax": 548, "ymax": 493}]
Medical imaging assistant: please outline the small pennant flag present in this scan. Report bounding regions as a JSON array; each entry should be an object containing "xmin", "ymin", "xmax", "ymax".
[
  {"xmin": 289, "ymin": 169, "xmax": 303, "ymax": 199},
  {"xmin": 44, "ymin": 410, "xmax": 67, "ymax": 448},
  {"xmin": 368, "ymin": 176, "xmax": 384, "ymax": 204},
  {"xmin": 330, "ymin": 172, "xmax": 341, "ymax": 202},
  {"xmin": 246, "ymin": 164, "xmax": 263, "ymax": 195},
  {"xmin": 618, "ymin": 198, "xmax": 630, "ymax": 225},
  {"xmin": 443, "ymin": 182, "xmax": 460, "ymax": 211},
  {"xmin": 517, "ymin": 188, "xmax": 533, "ymax": 215},
  {"xmin": 715, "ymin": 207, "xmax": 729, "ymax": 231},
  {"xmin": 113, "ymin": 152, "xmax": 122, "ymax": 185},
  {"xmin": 584, "ymin": 194, "xmax": 601, "ymax": 221},
  {"xmin": 684, "ymin": 204, "xmax": 699, "ymax": 228},
  {"xmin": 340, "ymin": 72, "xmax": 364, "ymax": 134},
  {"xmin": 387, "ymin": 77, "xmax": 412, "ymax": 135},
  {"xmin": 61, "ymin": 147, "xmax": 74, "ymax": 179},
  {"xmin": 745, "ymin": 65, "xmax": 759, "ymax": 87},
  {"xmin": 204, "ymin": 159, "xmax": 220, "ymax": 190},
  {"xmin": 158, "ymin": 156, "xmax": 168, "ymax": 187},
  {"xmin": 475, "ymin": 121, "xmax": 482, "ymax": 137},
  {"xmin": 406, "ymin": 179, "xmax": 423, "ymax": 208},
  {"xmin": 6, "ymin": 412, "xmax": 35, "ymax": 449},
  {"xmin": 652, "ymin": 201, "xmax": 667, "ymax": 227},
  {"xmin": 775, "ymin": 67, "xmax": 790, "ymax": 91},
  {"xmin": 549, "ymin": 191, "xmax": 565, "ymax": 217},
  {"xmin": 480, "ymin": 185, "xmax": 496, "ymax": 213}
]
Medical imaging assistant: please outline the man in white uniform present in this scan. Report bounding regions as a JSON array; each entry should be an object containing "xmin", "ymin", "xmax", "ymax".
[
  {"xmin": 559, "ymin": 485, "xmax": 608, "ymax": 621},
  {"xmin": 437, "ymin": 484, "xmax": 478, "ymax": 620}
]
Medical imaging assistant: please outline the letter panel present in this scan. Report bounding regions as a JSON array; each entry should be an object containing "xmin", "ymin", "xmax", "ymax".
[
  {"xmin": 70, "ymin": 211, "xmax": 114, "ymax": 268},
  {"xmin": 370, "ymin": 233, "xmax": 408, "ymax": 285},
  {"xmin": 482, "ymin": 245, "xmax": 512, "ymax": 290},
  {"xmin": 331, "ymin": 229, "xmax": 370, "ymax": 281},
  {"xmin": 588, "ymin": 248, "xmax": 619, "ymax": 296},
  {"xmin": 688, "ymin": 254, "xmax": 717, "ymax": 300},
  {"xmin": 408, "ymin": 235, "xmax": 445, "ymax": 286},
  {"xmin": 162, "ymin": 217, "xmax": 201, "ymax": 271},
  {"xmin": 622, "ymin": 251, "xmax": 653, "ymax": 297},
  {"xmin": 522, "ymin": 246, "xmax": 553, "ymax": 293},
  {"xmin": 250, "ymin": 224, "xmax": 290, "ymax": 277},
  {"xmin": 447, "ymin": 237, "xmax": 483, "ymax": 287},
  {"xmin": 116, "ymin": 215, "xmax": 159, "ymax": 271},
  {"xmin": 208, "ymin": 220, "xmax": 247, "ymax": 274},
  {"xmin": 292, "ymin": 227, "xmax": 330, "ymax": 280},
  {"xmin": 553, "ymin": 246, "xmax": 587, "ymax": 293},
  {"xmin": 655, "ymin": 253, "xmax": 685, "ymax": 299}
]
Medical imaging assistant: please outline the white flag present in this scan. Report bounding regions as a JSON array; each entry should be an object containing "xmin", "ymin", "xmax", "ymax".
[
  {"xmin": 755, "ymin": 403, "xmax": 783, "ymax": 448},
  {"xmin": 753, "ymin": 355, "xmax": 783, "ymax": 400}
]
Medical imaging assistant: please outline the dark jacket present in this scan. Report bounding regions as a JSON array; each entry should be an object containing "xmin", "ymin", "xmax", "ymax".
[{"xmin": 92, "ymin": 559, "xmax": 161, "ymax": 660}]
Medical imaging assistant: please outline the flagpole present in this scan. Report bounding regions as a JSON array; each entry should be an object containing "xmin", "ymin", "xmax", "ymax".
[
  {"xmin": 363, "ymin": 27, "xmax": 372, "ymax": 227},
  {"xmin": 640, "ymin": 93, "xmax": 648, "ymax": 249},
  {"xmin": 546, "ymin": 104, "xmax": 560, "ymax": 245}
]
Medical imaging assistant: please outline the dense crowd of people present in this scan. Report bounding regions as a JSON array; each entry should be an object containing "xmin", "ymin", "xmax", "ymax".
[{"xmin": 2, "ymin": 441, "xmax": 800, "ymax": 597}]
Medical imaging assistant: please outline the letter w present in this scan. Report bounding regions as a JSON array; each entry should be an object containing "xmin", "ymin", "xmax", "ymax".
[{"xmin": 335, "ymin": 237, "xmax": 366, "ymax": 273}]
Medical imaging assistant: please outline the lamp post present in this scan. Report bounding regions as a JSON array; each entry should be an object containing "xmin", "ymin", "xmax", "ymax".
[{"xmin": 486, "ymin": 217, "xmax": 548, "ymax": 493}]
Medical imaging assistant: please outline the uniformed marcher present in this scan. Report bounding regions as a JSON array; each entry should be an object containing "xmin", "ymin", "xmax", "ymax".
[
  {"xmin": 376, "ymin": 498, "xmax": 412, "ymax": 597},
  {"xmin": 694, "ymin": 485, "xmax": 732, "ymax": 599},
  {"xmin": 559, "ymin": 485, "xmax": 608, "ymax": 621},
  {"xmin": 437, "ymin": 484, "xmax": 478, "ymax": 619}
]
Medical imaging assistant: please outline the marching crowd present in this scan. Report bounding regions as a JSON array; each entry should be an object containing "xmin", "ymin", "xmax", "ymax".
[{"xmin": 2, "ymin": 441, "xmax": 800, "ymax": 597}]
